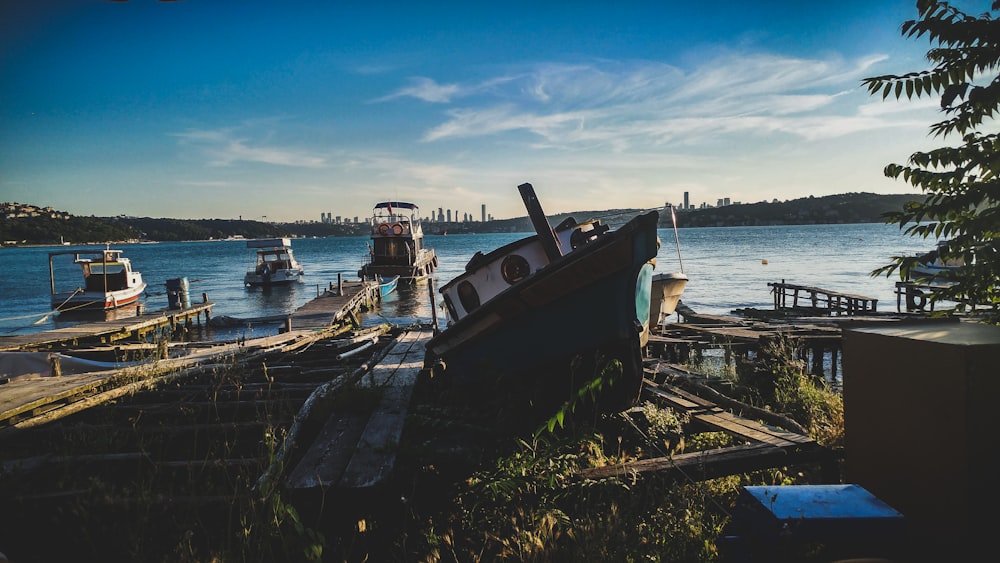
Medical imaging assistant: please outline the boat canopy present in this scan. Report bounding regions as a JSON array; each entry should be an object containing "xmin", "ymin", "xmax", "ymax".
[
  {"xmin": 374, "ymin": 202, "xmax": 418, "ymax": 211},
  {"xmin": 247, "ymin": 238, "xmax": 292, "ymax": 249}
]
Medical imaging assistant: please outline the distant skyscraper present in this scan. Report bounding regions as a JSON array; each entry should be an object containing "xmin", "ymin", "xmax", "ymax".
[
  {"xmin": 482, "ymin": 204, "xmax": 486, "ymax": 222},
  {"xmin": 447, "ymin": 209, "xmax": 452, "ymax": 222},
  {"xmin": 684, "ymin": 191, "xmax": 690, "ymax": 210}
]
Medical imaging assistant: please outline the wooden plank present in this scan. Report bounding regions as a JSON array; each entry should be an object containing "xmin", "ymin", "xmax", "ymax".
[
  {"xmin": 338, "ymin": 329, "xmax": 430, "ymax": 489},
  {"xmin": 693, "ymin": 412, "xmax": 803, "ymax": 447},
  {"xmin": 285, "ymin": 413, "xmax": 369, "ymax": 489},
  {"xmin": 643, "ymin": 384, "xmax": 709, "ymax": 411},
  {"xmin": 578, "ymin": 441, "xmax": 829, "ymax": 482}
]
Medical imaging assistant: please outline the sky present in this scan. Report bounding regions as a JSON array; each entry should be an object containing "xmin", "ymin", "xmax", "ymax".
[{"xmin": 1, "ymin": 0, "xmax": 996, "ymax": 223}]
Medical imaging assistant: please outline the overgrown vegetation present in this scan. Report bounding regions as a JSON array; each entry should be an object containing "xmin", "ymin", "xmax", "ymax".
[{"xmin": 732, "ymin": 334, "xmax": 845, "ymax": 449}]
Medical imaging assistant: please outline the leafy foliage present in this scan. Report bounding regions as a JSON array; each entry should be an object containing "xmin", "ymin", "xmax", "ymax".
[{"xmin": 865, "ymin": 0, "xmax": 1000, "ymax": 319}]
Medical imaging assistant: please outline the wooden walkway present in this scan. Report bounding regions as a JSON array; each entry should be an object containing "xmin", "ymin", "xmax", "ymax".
[
  {"xmin": 768, "ymin": 280, "xmax": 878, "ymax": 316},
  {"xmin": 0, "ymin": 280, "xmax": 384, "ymax": 430},
  {"xmin": 650, "ymin": 303, "xmax": 846, "ymax": 379},
  {"xmin": 286, "ymin": 328, "xmax": 431, "ymax": 491},
  {"xmin": 286, "ymin": 280, "xmax": 380, "ymax": 331},
  {"xmin": 0, "ymin": 301, "xmax": 214, "ymax": 352}
]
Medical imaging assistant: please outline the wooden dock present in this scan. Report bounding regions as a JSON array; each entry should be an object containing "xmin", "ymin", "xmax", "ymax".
[
  {"xmin": 0, "ymin": 280, "xmax": 383, "ymax": 430},
  {"xmin": 651, "ymin": 303, "xmax": 846, "ymax": 380},
  {"xmin": 285, "ymin": 280, "xmax": 381, "ymax": 332},
  {"xmin": 0, "ymin": 301, "xmax": 215, "ymax": 352},
  {"xmin": 768, "ymin": 280, "xmax": 878, "ymax": 316}
]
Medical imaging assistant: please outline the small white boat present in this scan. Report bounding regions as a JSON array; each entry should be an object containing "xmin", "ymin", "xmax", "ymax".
[
  {"xmin": 650, "ymin": 203, "xmax": 688, "ymax": 328},
  {"xmin": 650, "ymin": 272, "xmax": 688, "ymax": 327},
  {"xmin": 378, "ymin": 275, "xmax": 400, "ymax": 297},
  {"xmin": 244, "ymin": 238, "xmax": 304, "ymax": 287},
  {"xmin": 48, "ymin": 247, "xmax": 147, "ymax": 312},
  {"xmin": 908, "ymin": 242, "xmax": 963, "ymax": 285}
]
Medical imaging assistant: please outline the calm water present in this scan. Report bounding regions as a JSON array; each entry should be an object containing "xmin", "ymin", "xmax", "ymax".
[{"xmin": 0, "ymin": 223, "xmax": 931, "ymax": 339}]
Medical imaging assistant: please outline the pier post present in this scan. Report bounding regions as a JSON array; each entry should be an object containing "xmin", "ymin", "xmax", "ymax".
[
  {"xmin": 49, "ymin": 354, "xmax": 61, "ymax": 377},
  {"xmin": 428, "ymin": 277, "xmax": 439, "ymax": 334},
  {"xmin": 284, "ymin": 317, "xmax": 292, "ymax": 333},
  {"xmin": 338, "ymin": 273, "xmax": 343, "ymax": 296}
]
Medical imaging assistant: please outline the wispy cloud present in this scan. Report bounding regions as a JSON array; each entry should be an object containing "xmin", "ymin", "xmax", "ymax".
[
  {"xmin": 398, "ymin": 52, "xmax": 929, "ymax": 151},
  {"xmin": 172, "ymin": 127, "xmax": 328, "ymax": 168},
  {"xmin": 375, "ymin": 77, "xmax": 461, "ymax": 103}
]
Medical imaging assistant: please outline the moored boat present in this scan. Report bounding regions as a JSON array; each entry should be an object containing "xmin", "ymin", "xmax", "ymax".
[
  {"xmin": 650, "ymin": 204, "xmax": 688, "ymax": 328},
  {"xmin": 379, "ymin": 274, "xmax": 400, "ymax": 297},
  {"xmin": 424, "ymin": 183, "xmax": 662, "ymax": 412},
  {"xmin": 908, "ymin": 241, "xmax": 963, "ymax": 285},
  {"xmin": 244, "ymin": 238, "xmax": 304, "ymax": 287},
  {"xmin": 358, "ymin": 201, "xmax": 438, "ymax": 282},
  {"xmin": 48, "ymin": 247, "xmax": 147, "ymax": 312}
]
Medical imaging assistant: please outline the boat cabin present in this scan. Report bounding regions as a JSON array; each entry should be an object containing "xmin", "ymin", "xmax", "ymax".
[{"xmin": 359, "ymin": 201, "xmax": 437, "ymax": 281}]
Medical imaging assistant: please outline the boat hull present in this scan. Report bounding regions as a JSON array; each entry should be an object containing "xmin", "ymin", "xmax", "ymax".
[
  {"xmin": 51, "ymin": 282, "xmax": 147, "ymax": 311},
  {"xmin": 360, "ymin": 249, "xmax": 437, "ymax": 282},
  {"xmin": 244, "ymin": 268, "xmax": 304, "ymax": 287},
  {"xmin": 650, "ymin": 272, "xmax": 688, "ymax": 327},
  {"xmin": 379, "ymin": 275, "xmax": 400, "ymax": 297},
  {"xmin": 425, "ymin": 211, "xmax": 660, "ymax": 412}
]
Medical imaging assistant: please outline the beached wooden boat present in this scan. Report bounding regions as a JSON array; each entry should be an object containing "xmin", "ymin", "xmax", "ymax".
[
  {"xmin": 243, "ymin": 238, "xmax": 304, "ymax": 287},
  {"xmin": 48, "ymin": 247, "xmax": 147, "ymax": 312},
  {"xmin": 424, "ymin": 183, "xmax": 661, "ymax": 411},
  {"xmin": 358, "ymin": 202, "xmax": 438, "ymax": 282}
]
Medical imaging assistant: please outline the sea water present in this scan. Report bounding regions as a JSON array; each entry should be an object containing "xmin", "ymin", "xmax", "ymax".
[{"xmin": 0, "ymin": 222, "xmax": 932, "ymax": 339}]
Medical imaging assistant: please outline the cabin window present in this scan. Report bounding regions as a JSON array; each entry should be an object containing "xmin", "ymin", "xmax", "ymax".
[
  {"xmin": 500, "ymin": 254, "xmax": 531, "ymax": 284},
  {"xmin": 457, "ymin": 280, "xmax": 480, "ymax": 313}
]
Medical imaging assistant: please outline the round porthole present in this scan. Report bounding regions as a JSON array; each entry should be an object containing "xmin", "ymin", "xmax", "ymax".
[
  {"xmin": 457, "ymin": 280, "xmax": 480, "ymax": 313},
  {"xmin": 500, "ymin": 254, "xmax": 531, "ymax": 284}
]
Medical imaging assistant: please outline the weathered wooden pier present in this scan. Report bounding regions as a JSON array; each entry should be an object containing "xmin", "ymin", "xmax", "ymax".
[
  {"xmin": 0, "ymin": 299, "xmax": 214, "ymax": 352},
  {"xmin": 0, "ymin": 279, "xmax": 382, "ymax": 430},
  {"xmin": 768, "ymin": 280, "xmax": 878, "ymax": 316},
  {"xmin": 647, "ymin": 302, "xmax": 846, "ymax": 381}
]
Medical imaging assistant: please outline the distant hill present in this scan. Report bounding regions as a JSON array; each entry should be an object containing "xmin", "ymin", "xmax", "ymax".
[
  {"xmin": 1, "ymin": 192, "xmax": 921, "ymax": 245},
  {"xmin": 673, "ymin": 192, "xmax": 920, "ymax": 228}
]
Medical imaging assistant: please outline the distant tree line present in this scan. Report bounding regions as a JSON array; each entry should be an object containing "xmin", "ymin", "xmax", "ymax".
[{"xmin": 1, "ymin": 192, "xmax": 919, "ymax": 245}]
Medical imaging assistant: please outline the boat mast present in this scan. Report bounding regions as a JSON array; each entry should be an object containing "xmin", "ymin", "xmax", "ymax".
[{"xmin": 518, "ymin": 183, "xmax": 563, "ymax": 261}]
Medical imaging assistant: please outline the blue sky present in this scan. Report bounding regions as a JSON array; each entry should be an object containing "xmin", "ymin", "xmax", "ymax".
[{"xmin": 1, "ymin": 0, "xmax": 994, "ymax": 223}]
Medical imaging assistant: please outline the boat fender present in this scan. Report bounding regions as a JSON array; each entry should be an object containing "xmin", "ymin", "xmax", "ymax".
[
  {"xmin": 378, "ymin": 223, "xmax": 391, "ymax": 236},
  {"xmin": 391, "ymin": 223, "xmax": 403, "ymax": 235},
  {"xmin": 432, "ymin": 255, "xmax": 439, "ymax": 269}
]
